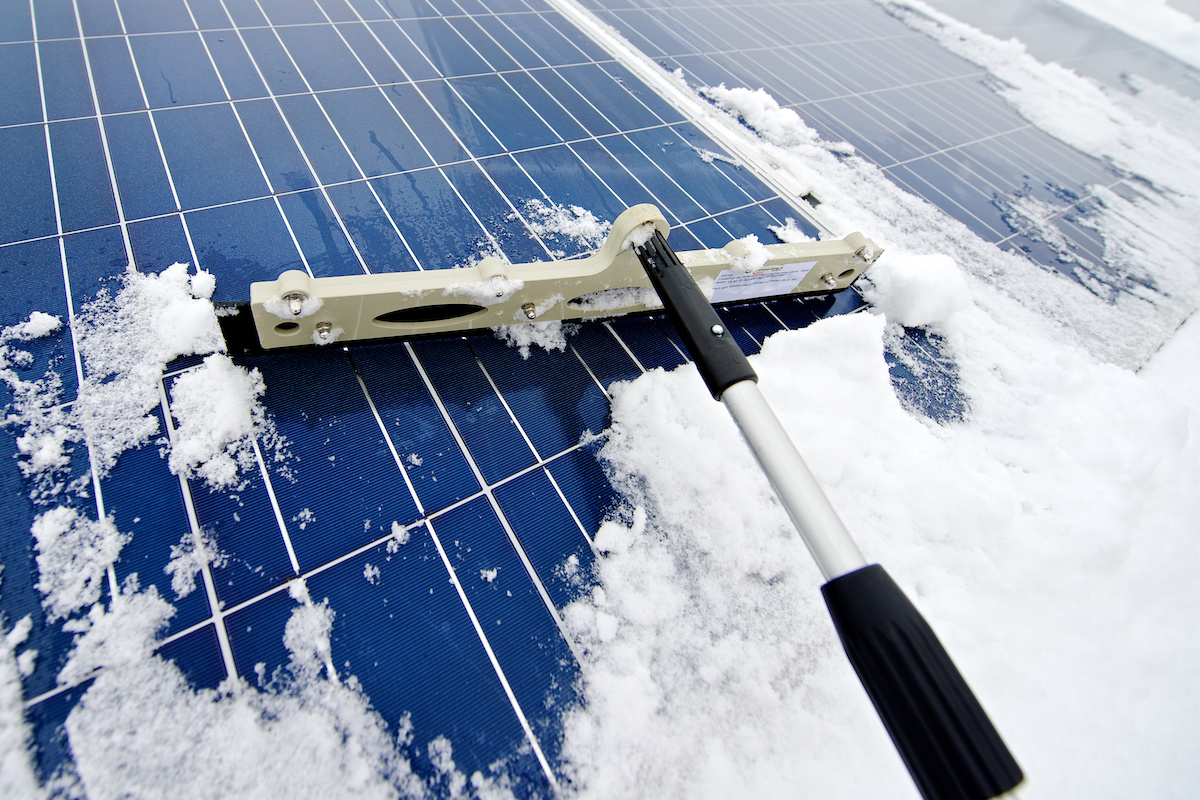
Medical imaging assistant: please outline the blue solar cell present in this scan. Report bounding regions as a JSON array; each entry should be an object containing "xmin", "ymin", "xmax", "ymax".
[
  {"xmin": 127, "ymin": 214, "xmax": 190, "ymax": 272},
  {"xmin": 565, "ymin": 321, "xmax": 641, "ymax": 389},
  {"xmin": 202, "ymin": 30, "xmax": 269, "ymax": 101},
  {"xmin": 400, "ymin": 17, "xmax": 493, "ymax": 77},
  {"xmin": 258, "ymin": 0, "xmax": 327, "ymax": 27},
  {"xmin": 37, "ymin": 40, "xmax": 93, "ymax": 121},
  {"xmin": 364, "ymin": 19, "xmax": 441, "ymax": 81},
  {"xmin": 439, "ymin": 161, "xmax": 545, "ymax": 263},
  {"xmin": 278, "ymin": 25, "xmax": 375, "ymax": 92},
  {"xmin": 349, "ymin": 343, "xmax": 482, "ymax": 514},
  {"xmin": 373, "ymin": 167, "xmax": 493, "ymax": 270},
  {"xmin": 103, "ymin": 113, "xmax": 175, "ymax": 220},
  {"xmin": 303, "ymin": 526, "xmax": 540, "ymax": 783},
  {"xmin": 470, "ymin": 334, "xmax": 609, "ymax": 459},
  {"xmin": 0, "ymin": 0, "xmax": 32, "ymax": 42},
  {"xmin": 234, "ymin": 98, "xmax": 315, "ymax": 192},
  {"xmin": 449, "ymin": 15, "xmax": 519, "ymax": 72},
  {"xmin": 243, "ymin": 347, "xmax": 422, "ymax": 572},
  {"xmin": 188, "ymin": 0, "xmax": 233, "ymax": 31},
  {"xmin": 542, "ymin": 444, "xmax": 614, "ymax": 539},
  {"xmin": 0, "ymin": 43, "xmax": 41, "ymax": 126},
  {"xmin": 276, "ymin": 189, "xmax": 360, "ymax": 277},
  {"xmin": 606, "ymin": 315, "xmax": 685, "ymax": 371},
  {"xmin": 154, "ymin": 103, "xmax": 268, "ymax": 209},
  {"xmin": 381, "ymin": 81, "xmax": 471, "ymax": 163},
  {"xmin": 336, "ymin": 21, "xmax": 411, "ymax": 84},
  {"xmin": 129, "ymin": 33, "xmax": 227, "ymax": 109},
  {"xmin": 188, "ymin": 198, "xmax": 306, "ymax": 291},
  {"xmin": 27, "ymin": 682, "xmax": 90, "ymax": 781},
  {"xmin": 61, "ymin": 225, "xmax": 124, "ymax": 325},
  {"xmin": 277, "ymin": 93, "xmax": 363, "ymax": 184},
  {"xmin": 409, "ymin": 337, "xmax": 537, "ymax": 485},
  {"xmin": 194, "ymin": 469, "xmax": 297, "ymax": 609},
  {"xmin": 84, "ymin": 36, "xmax": 145, "ymax": 114},
  {"xmin": 493, "ymin": 468, "xmax": 596, "ymax": 609},
  {"xmin": 238, "ymin": 26, "xmax": 308, "ymax": 94},
  {"xmin": 30, "ymin": 0, "xmax": 78, "ymax": 40},
  {"xmin": 102, "ymin": 411, "xmax": 213, "ymax": 637},
  {"xmin": 418, "ymin": 78, "xmax": 506, "ymax": 157},
  {"xmin": 157, "ymin": 623, "xmax": 228, "ymax": 691},
  {"xmin": 220, "ymin": 0, "xmax": 268, "ymax": 28},
  {"xmin": 432, "ymin": 496, "xmax": 579, "ymax": 758},
  {"xmin": 117, "ymin": 0, "xmax": 195, "ymax": 35},
  {"xmin": 223, "ymin": 584, "xmax": 292, "ymax": 681},
  {"xmin": 0, "ymin": 125, "xmax": 55, "ymax": 245},
  {"xmin": 567, "ymin": 138, "xmax": 680, "ymax": 225},
  {"xmin": 526, "ymin": 65, "xmax": 615, "ymax": 137},
  {"xmin": 321, "ymin": 86, "xmax": 435, "ymax": 176},
  {"xmin": 455, "ymin": 74, "xmax": 562, "ymax": 151},
  {"xmin": 50, "ymin": 119, "xmax": 119, "ymax": 233},
  {"xmin": 324, "ymin": 179, "xmax": 415, "ymax": 273},
  {"xmin": 511, "ymin": 145, "xmax": 626, "ymax": 223}
]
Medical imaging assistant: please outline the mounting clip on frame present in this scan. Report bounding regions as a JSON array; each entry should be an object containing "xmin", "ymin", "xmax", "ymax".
[{"xmin": 241, "ymin": 204, "xmax": 880, "ymax": 350}]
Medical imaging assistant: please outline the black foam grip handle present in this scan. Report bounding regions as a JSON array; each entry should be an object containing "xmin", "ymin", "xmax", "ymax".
[
  {"xmin": 822, "ymin": 565, "xmax": 1023, "ymax": 800},
  {"xmin": 634, "ymin": 231, "xmax": 758, "ymax": 399}
]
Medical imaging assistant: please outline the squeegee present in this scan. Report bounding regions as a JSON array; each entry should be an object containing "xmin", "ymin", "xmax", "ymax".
[{"xmin": 224, "ymin": 204, "xmax": 1022, "ymax": 800}]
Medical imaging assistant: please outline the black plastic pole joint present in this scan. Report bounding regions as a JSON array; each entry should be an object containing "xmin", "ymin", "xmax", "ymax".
[{"xmin": 633, "ymin": 230, "xmax": 758, "ymax": 399}]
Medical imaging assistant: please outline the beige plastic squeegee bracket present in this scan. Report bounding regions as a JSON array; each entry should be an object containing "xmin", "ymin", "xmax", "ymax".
[{"xmin": 249, "ymin": 204, "xmax": 881, "ymax": 349}]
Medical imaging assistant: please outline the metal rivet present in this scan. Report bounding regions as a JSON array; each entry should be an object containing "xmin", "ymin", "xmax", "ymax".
[
  {"xmin": 521, "ymin": 302, "xmax": 537, "ymax": 320},
  {"xmin": 711, "ymin": 324, "xmax": 725, "ymax": 337},
  {"xmin": 283, "ymin": 291, "xmax": 307, "ymax": 316}
]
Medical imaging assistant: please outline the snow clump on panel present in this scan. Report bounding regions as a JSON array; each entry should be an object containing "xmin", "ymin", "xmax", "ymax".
[
  {"xmin": 32, "ymin": 507, "xmax": 128, "ymax": 622},
  {"xmin": 73, "ymin": 263, "xmax": 226, "ymax": 476},
  {"xmin": 0, "ymin": 567, "xmax": 42, "ymax": 800},
  {"xmin": 521, "ymin": 199, "xmax": 612, "ymax": 257},
  {"xmin": 167, "ymin": 353, "xmax": 275, "ymax": 491},
  {"xmin": 59, "ymin": 582, "xmax": 428, "ymax": 799},
  {"xmin": 860, "ymin": 252, "xmax": 972, "ymax": 328}
]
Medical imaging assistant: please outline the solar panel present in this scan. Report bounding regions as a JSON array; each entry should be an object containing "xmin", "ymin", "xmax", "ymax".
[{"xmin": 1, "ymin": 0, "xmax": 1196, "ymax": 795}]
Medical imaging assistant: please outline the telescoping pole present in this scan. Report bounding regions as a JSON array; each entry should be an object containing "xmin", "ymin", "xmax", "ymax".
[{"xmin": 633, "ymin": 229, "xmax": 1023, "ymax": 800}]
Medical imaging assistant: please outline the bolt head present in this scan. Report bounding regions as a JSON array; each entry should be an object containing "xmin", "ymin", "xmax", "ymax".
[{"xmin": 711, "ymin": 324, "xmax": 725, "ymax": 337}]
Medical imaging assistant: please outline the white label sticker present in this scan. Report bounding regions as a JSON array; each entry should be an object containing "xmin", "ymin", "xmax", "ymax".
[{"xmin": 710, "ymin": 261, "xmax": 815, "ymax": 303}]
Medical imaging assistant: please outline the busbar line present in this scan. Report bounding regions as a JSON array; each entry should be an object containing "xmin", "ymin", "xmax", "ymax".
[
  {"xmin": 156, "ymin": 378, "xmax": 240, "ymax": 684},
  {"xmin": 423, "ymin": 517, "xmax": 562, "ymax": 794}
]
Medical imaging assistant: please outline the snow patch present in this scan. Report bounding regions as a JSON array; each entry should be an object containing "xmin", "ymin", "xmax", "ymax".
[
  {"xmin": 861, "ymin": 252, "xmax": 972, "ymax": 328},
  {"xmin": 32, "ymin": 507, "xmax": 128, "ymax": 622},
  {"xmin": 167, "ymin": 354, "xmax": 277, "ymax": 491},
  {"xmin": 522, "ymin": 199, "xmax": 612, "ymax": 257}
]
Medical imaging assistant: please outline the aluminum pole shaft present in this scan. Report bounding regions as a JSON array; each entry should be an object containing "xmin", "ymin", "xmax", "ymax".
[{"xmin": 721, "ymin": 379, "xmax": 867, "ymax": 581}]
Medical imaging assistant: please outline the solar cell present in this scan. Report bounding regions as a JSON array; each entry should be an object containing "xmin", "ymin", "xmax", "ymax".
[{"xmin": 3, "ymin": 0, "xmax": 1197, "ymax": 794}]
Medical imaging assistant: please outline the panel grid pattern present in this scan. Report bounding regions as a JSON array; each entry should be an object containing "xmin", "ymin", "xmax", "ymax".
[
  {"xmin": 2, "ymin": 0, "xmax": 858, "ymax": 792},
  {"xmin": 577, "ymin": 0, "xmax": 1169, "ymax": 298}
]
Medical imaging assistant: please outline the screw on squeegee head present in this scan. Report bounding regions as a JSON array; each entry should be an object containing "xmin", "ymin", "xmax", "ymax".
[{"xmin": 217, "ymin": 203, "xmax": 881, "ymax": 356}]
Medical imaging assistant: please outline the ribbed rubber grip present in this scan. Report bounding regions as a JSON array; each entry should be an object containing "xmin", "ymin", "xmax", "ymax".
[{"xmin": 821, "ymin": 565, "xmax": 1023, "ymax": 800}]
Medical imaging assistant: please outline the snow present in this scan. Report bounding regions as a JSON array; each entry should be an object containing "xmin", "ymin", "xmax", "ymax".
[
  {"xmin": 73, "ymin": 263, "xmax": 227, "ymax": 475},
  {"xmin": 1, "ymin": 571, "xmax": 42, "ymax": 800},
  {"xmin": 166, "ymin": 354, "xmax": 273, "ymax": 491},
  {"xmin": 1053, "ymin": 0, "xmax": 1200, "ymax": 70},
  {"xmin": 58, "ymin": 582, "xmax": 428, "ymax": 800},
  {"xmin": 32, "ymin": 508, "xmax": 128, "ymax": 623},
  {"xmin": 521, "ymin": 200, "xmax": 612, "ymax": 258},
  {"xmin": 859, "ymin": 253, "xmax": 973, "ymax": 328}
]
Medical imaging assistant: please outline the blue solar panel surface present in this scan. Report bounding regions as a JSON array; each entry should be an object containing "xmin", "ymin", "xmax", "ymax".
[{"xmin": 1, "ymin": 0, "xmax": 1194, "ymax": 794}]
